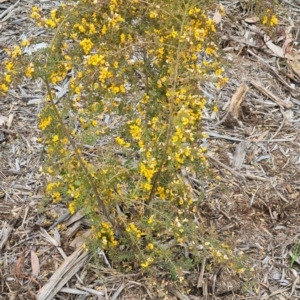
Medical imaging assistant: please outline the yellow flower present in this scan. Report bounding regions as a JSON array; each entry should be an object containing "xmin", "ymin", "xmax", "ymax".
[
  {"xmin": 46, "ymin": 182, "xmax": 56, "ymax": 192},
  {"xmin": 205, "ymin": 47, "xmax": 214, "ymax": 55},
  {"xmin": 101, "ymin": 24, "xmax": 107, "ymax": 35},
  {"xmin": 39, "ymin": 116, "xmax": 52, "ymax": 130},
  {"xmin": 212, "ymin": 105, "xmax": 218, "ymax": 112},
  {"xmin": 5, "ymin": 61, "xmax": 14, "ymax": 71},
  {"xmin": 147, "ymin": 243, "xmax": 154, "ymax": 250},
  {"xmin": 141, "ymin": 257, "xmax": 154, "ymax": 268},
  {"xmin": 129, "ymin": 124, "xmax": 141, "ymax": 140},
  {"xmin": 89, "ymin": 24, "xmax": 97, "ymax": 34},
  {"xmin": 46, "ymin": 167, "xmax": 53, "ymax": 174},
  {"xmin": 30, "ymin": 11, "xmax": 40, "ymax": 19},
  {"xmin": 60, "ymin": 137, "xmax": 68, "ymax": 145},
  {"xmin": 79, "ymin": 38, "xmax": 93, "ymax": 54},
  {"xmin": 120, "ymin": 33, "xmax": 126, "ymax": 43},
  {"xmin": 262, "ymin": 15, "xmax": 268, "ymax": 25},
  {"xmin": 52, "ymin": 135, "xmax": 59, "ymax": 142},
  {"xmin": 140, "ymin": 163, "xmax": 155, "ymax": 181},
  {"xmin": 21, "ymin": 39, "xmax": 30, "ymax": 47},
  {"xmin": 112, "ymin": 86, "xmax": 119, "ymax": 94},
  {"xmin": 270, "ymin": 15, "xmax": 278, "ymax": 26},
  {"xmin": 0, "ymin": 83, "xmax": 8, "ymax": 93},
  {"xmin": 188, "ymin": 7, "xmax": 201, "ymax": 15},
  {"xmin": 45, "ymin": 19, "xmax": 56, "ymax": 28},
  {"xmin": 181, "ymin": 117, "xmax": 189, "ymax": 125},
  {"xmin": 91, "ymin": 120, "xmax": 98, "ymax": 127},
  {"xmin": 87, "ymin": 54, "xmax": 105, "ymax": 66},
  {"xmin": 219, "ymin": 4, "xmax": 225, "ymax": 15},
  {"xmin": 11, "ymin": 45, "xmax": 21, "ymax": 58},
  {"xmin": 69, "ymin": 202, "xmax": 76, "ymax": 214},
  {"xmin": 126, "ymin": 222, "xmax": 143, "ymax": 238},
  {"xmin": 50, "ymin": 9, "xmax": 57, "ymax": 19},
  {"xmin": 75, "ymin": 86, "xmax": 82, "ymax": 94},
  {"xmin": 171, "ymin": 27, "xmax": 178, "ymax": 38},
  {"xmin": 143, "ymin": 182, "xmax": 152, "ymax": 191},
  {"xmin": 215, "ymin": 68, "xmax": 223, "ymax": 76},
  {"xmin": 120, "ymin": 85, "xmax": 125, "ymax": 93},
  {"xmin": 52, "ymin": 192, "xmax": 61, "ymax": 203},
  {"xmin": 116, "ymin": 136, "xmax": 125, "ymax": 145},
  {"xmin": 149, "ymin": 11, "xmax": 157, "ymax": 18},
  {"xmin": 78, "ymin": 25, "xmax": 86, "ymax": 33},
  {"xmin": 25, "ymin": 63, "xmax": 34, "ymax": 77},
  {"xmin": 157, "ymin": 79, "xmax": 162, "ymax": 88}
]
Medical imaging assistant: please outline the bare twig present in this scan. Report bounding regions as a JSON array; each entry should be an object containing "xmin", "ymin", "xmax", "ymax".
[
  {"xmin": 197, "ymin": 257, "xmax": 207, "ymax": 288},
  {"xmin": 207, "ymin": 154, "xmax": 245, "ymax": 181},
  {"xmin": 250, "ymin": 80, "xmax": 293, "ymax": 108}
]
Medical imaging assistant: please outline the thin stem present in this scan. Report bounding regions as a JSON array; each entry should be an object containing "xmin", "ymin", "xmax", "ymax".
[
  {"xmin": 142, "ymin": 46, "xmax": 149, "ymax": 94},
  {"xmin": 44, "ymin": 80, "xmax": 114, "ymax": 227},
  {"xmin": 146, "ymin": 2, "xmax": 189, "ymax": 204}
]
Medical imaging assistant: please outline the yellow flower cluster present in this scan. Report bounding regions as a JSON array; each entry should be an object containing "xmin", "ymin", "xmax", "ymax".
[
  {"xmin": 25, "ymin": 63, "xmax": 35, "ymax": 78},
  {"xmin": 203, "ymin": 240, "xmax": 247, "ymax": 272},
  {"xmin": 115, "ymin": 136, "xmax": 130, "ymax": 148},
  {"xmin": 140, "ymin": 161, "xmax": 157, "ymax": 182},
  {"xmin": 129, "ymin": 118, "xmax": 142, "ymax": 140},
  {"xmin": 0, "ymin": 83, "xmax": 8, "ymax": 94},
  {"xmin": 46, "ymin": 182, "xmax": 60, "ymax": 193},
  {"xmin": 31, "ymin": 6, "xmax": 63, "ymax": 28},
  {"xmin": 68, "ymin": 201, "xmax": 76, "ymax": 215},
  {"xmin": 79, "ymin": 38, "xmax": 94, "ymax": 54},
  {"xmin": 141, "ymin": 257, "xmax": 154, "ymax": 268},
  {"xmin": 39, "ymin": 116, "xmax": 52, "ymax": 131},
  {"xmin": 126, "ymin": 222, "xmax": 144, "ymax": 239},
  {"xmin": 262, "ymin": 9, "xmax": 278, "ymax": 26},
  {"xmin": 52, "ymin": 192, "xmax": 61, "ymax": 203},
  {"xmin": 46, "ymin": 182, "xmax": 62, "ymax": 203},
  {"xmin": 93, "ymin": 221, "xmax": 118, "ymax": 248}
]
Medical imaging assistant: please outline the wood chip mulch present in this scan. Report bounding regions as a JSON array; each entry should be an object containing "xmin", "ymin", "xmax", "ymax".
[{"xmin": 1, "ymin": 0, "xmax": 300, "ymax": 299}]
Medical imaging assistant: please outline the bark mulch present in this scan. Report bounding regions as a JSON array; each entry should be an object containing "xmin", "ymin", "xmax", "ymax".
[{"xmin": 1, "ymin": 0, "xmax": 300, "ymax": 299}]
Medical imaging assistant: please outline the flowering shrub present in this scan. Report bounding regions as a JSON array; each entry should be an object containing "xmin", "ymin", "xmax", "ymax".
[{"xmin": 0, "ymin": 0, "xmax": 246, "ymax": 276}]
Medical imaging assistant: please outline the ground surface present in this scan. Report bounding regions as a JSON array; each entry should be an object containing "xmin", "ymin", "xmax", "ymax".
[{"xmin": 0, "ymin": 0, "xmax": 300, "ymax": 299}]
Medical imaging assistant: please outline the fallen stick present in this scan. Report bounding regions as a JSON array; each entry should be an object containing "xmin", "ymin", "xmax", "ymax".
[
  {"xmin": 250, "ymin": 80, "xmax": 293, "ymax": 108},
  {"xmin": 37, "ymin": 246, "xmax": 91, "ymax": 300}
]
